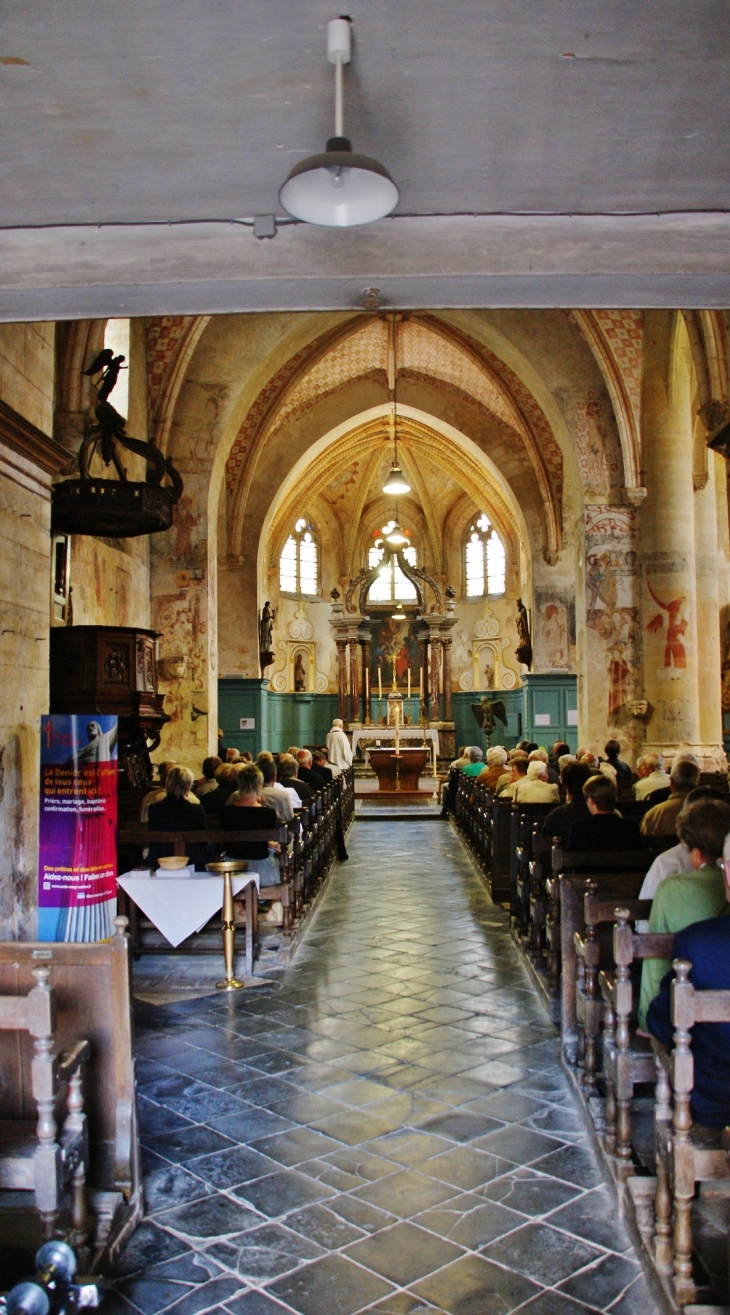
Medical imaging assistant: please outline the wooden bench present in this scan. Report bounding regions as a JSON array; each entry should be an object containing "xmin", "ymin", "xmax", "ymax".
[
  {"xmin": 0, "ymin": 918, "xmax": 140, "ymax": 1274},
  {"xmin": 651, "ymin": 960, "xmax": 730, "ymax": 1305}
]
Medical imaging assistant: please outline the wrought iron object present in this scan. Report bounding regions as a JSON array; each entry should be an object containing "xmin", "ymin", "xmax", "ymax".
[
  {"xmin": 471, "ymin": 695, "xmax": 508, "ymax": 745},
  {"xmin": 52, "ymin": 349, "xmax": 183, "ymax": 537}
]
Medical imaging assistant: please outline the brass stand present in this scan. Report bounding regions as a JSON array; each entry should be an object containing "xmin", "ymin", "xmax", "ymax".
[{"xmin": 207, "ymin": 860, "xmax": 248, "ymax": 991}]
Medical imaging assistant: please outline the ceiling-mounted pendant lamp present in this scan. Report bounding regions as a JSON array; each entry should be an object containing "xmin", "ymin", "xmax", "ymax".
[
  {"xmin": 385, "ymin": 520, "xmax": 408, "ymax": 547},
  {"xmin": 279, "ymin": 19, "xmax": 399, "ymax": 227},
  {"xmin": 391, "ymin": 601, "xmax": 407, "ymax": 621},
  {"xmin": 383, "ymin": 461, "xmax": 410, "ymax": 495}
]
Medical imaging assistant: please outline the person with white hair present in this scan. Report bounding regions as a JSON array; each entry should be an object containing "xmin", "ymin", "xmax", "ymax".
[
  {"xmin": 478, "ymin": 746, "xmax": 510, "ymax": 793},
  {"xmin": 633, "ymin": 751, "xmax": 670, "ymax": 801},
  {"xmin": 326, "ymin": 718, "xmax": 353, "ymax": 770},
  {"xmin": 529, "ymin": 747, "xmax": 559, "ymax": 785},
  {"xmin": 461, "ymin": 746, "xmax": 485, "ymax": 777},
  {"xmin": 514, "ymin": 759, "xmax": 560, "ymax": 804}
]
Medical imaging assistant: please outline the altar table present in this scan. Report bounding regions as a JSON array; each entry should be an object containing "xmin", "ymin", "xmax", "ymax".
[
  {"xmin": 351, "ymin": 726, "xmax": 440, "ymax": 759},
  {"xmin": 368, "ymin": 747, "xmax": 431, "ymax": 794},
  {"xmin": 117, "ymin": 870, "xmax": 261, "ymax": 974}
]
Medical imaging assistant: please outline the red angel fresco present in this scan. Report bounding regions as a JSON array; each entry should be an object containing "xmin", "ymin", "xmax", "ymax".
[{"xmin": 645, "ymin": 582, "xmax": 688, "ymax": 668}]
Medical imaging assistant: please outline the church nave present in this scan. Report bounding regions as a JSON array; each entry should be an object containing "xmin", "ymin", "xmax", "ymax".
[{"xmin": 112, "ymin": 821, "xmax": 653, "ymax": 1315}]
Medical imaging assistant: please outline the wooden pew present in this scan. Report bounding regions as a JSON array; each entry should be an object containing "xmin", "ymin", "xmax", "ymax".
[
  {"xmin": 651, "ymin": 960, "xmax": 730, "ymax": 1305},
  {"xmin": 596, "ymin": 907, "xmax": 674, "ymax": 1168},
  {"xmin": 0, "ymin": 918, "xmax": 141, "ymax": 1274},
  {"xmin": 511, "ymin": 803, "xmax": 556, "ymax": 937}
]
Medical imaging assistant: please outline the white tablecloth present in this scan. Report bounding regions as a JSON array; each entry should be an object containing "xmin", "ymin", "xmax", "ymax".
[
  {"xmin": 352, "ymin": 727, "xmax": 440, "ymax": 758},
  {"xmin": 117, "ymin": 871, "xmax": 260, "ymax": 948}
]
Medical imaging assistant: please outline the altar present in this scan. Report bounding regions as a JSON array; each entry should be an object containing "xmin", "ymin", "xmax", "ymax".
[
  {"xmin": 351, "ymin": 726, "xmax": 440, "ymax": 761},
  {"xmin": 368, "ymin": 746, "xmax": 431, "ymax": 795}
]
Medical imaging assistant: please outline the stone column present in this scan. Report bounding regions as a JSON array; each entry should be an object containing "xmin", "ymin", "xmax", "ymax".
[
  {"xmin": 360, "ymin": 633, "xmax": 372, "ymax": 723},
  {"xmin": 336, "ymin": 640, "xmax": 348, "ymax": 724},
  {"xmin": 694, "ymin": 440, "xmax": 726, "ymax": 766},
  {"xmin": 418, "ymin": 629, "xmax": 430, "ymax": 723},
  {"xmin": 430, "ymin": 635, "xmax": 442, "ymax": 722},
  {"xmin": 640, "ymin": 311, "xmax": 702, "ymax": 758},
  {"xmin": 442, "ymin": 636, "xmax": 453, "ymax": 721},
  {"xmin": 348, "ymin": 638, "xmax": 359, "ymax": 725}
]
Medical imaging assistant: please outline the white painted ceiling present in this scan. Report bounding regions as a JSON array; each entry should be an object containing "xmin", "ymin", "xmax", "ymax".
[{"xmin": 2, "ymin": 0, "xmax": 729, "ymax": 226}]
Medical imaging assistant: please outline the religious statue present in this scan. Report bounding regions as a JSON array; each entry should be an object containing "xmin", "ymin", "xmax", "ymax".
[
  {"xmin": 294, "ymin": 652, "xmax": 306, "ymax": 691},
  {"xmin": 515, "ymin": 597, "xmax": 532, "ymax": 669},
  {"xmin": 259, "ymin": 601, "xmax": 276, "ymax": 673},
  {"xmin": 483, "ymin": 661, "xmax": 494, "ymax": 689},
  {"xmin": 471, "ymin": 696, "xmax": 508, "ymax": 746}
]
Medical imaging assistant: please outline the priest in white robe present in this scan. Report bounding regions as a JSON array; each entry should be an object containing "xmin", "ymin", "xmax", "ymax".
[{"xmin": 326, "ymin": 718, "xmax": 353, "ymax": 770}]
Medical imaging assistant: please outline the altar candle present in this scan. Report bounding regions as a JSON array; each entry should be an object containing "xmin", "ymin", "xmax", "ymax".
[
  {"xmin": 408, "ymin": 668, "xmax": 411, "ymax": 702},
  {"xmin": 378, "ymin": 668, "xmax": 382, "ymax": 699},
  {"xmin": 432, "ymin": 740, "xmax": 437, "ymax": 777},
  {"xmin": 419, "ymin": 668, "xmax": 423, "ymax": 698}
]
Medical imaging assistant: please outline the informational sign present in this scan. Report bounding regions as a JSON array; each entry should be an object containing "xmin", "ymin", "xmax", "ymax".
[
  {"xmin": 38, "ymin": 715, "xmax": 118, "ymax": 942},
  {"xmin": 534, "ymin": 713, "xmax": 552, "ymax": 727},
  {"xmin": 239, "ymin": 717, "xmax": 255, "ymax": 730}
]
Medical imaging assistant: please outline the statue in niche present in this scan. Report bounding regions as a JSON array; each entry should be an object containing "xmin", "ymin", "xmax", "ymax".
[
  {"xmin": 483, "ymin": 661, "xmax": 494, "ymax": 690},
  {"xmin": 515, "ymin": 598, "xmax": 532, "ymax": 669},
  {"xmin": 294, "ymin": 652, "xmax": 307, "ymax": 692}
]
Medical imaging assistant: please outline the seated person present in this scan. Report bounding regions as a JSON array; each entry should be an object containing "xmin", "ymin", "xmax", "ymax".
[
  {"xmin": 461, "ymin": 746, "xmax": 485, "ymax": 777},
  {"xmin": 277, "ymin": 753, "xmax": 309, "ymax": 803},
  {"xmin": 225, "ymin": 748, "xmax": 242, "ymax": 764},
  {"xmin": 641, "ymin": 756, "xmax": 700, "ymax": 836},
  {"xmin": 647, "ymin": 908, "xmax": 730, "ymax": 1128},
  {"xmin": 194, "ymin": 755, "xmax": 221, "ymax": 799},
  {"xmin": 639, "ymin": 785, "xmax": 730, "ymax": 899},
  {"xmin": 633, "ymin": 751, "xmax": 671, "ymax": 802},
  {"xmin": 201, "ymin": 762, "xmax": 239, "ymax": 817},
  {"xmin": 528, "ymin": 748, "xmax": 559, "ymax": 786},
  {"xmin": 638, "ymin": 796, "xmax": 730, "ymax": 1028},
  {"xmin": 498, "ymin": 753, "xmax": 529, "ymax": 799},
  {"xmin": 478, "ymin": 746, "xmax": 510, "ymax": 793},
  {"xmin": 258, "ymin": 754, "xmax": 295, "ymax": 823},
  {"xmin": 450, "ymin": 746, "xmax": 469, "ymax": 770},
  {"xmin": 549, "ymin": 741, "xmax": 571, "ymax": 772},
  {"xmin": 297, "ymin": 749, "xmax": 327, "ymax": 791},
  {"xmin": 148, "ymin": 764, "xmax": 210, "ymax": 869},
  {"xmin": 312, "ymin": 749, "xmax": 334, "ymax": 783},
  {"xmin": 566, "ymin": 774, "xmax": 642, "ymax": 852},
  {"xmin": 219, "ymin": 762, "xmax": 281, "ymax": 884},
  {"xmin": 541, "ymin": 761, "xmax": 592, "ymax": 840},
  {"xmin": 514, "ymin": 760, "xmax": 560, "ymax": 804},
  {"xmin": 140, "ymin": 761, "xmax": 170, "ymax": 822},
  {"xmin": 577, "ymin": 747, "xmax": 601, "ymax": 773},
  {"xmin": 604, "ymin": 738, "xmax": 632, "ymax": 780}
]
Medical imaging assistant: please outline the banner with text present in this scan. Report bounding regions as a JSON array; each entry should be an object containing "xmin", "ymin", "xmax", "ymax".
[{"xmin": 38, "ymin": 714, "xmax": 118, "ymax": 942}]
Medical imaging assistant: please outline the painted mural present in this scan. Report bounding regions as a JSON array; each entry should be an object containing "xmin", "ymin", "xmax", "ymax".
[
  {"xmin": 584, "ymin": 506, "xmax": 641, "ymax": 733},
  {"xmin": 534, "ymin": 588, "xmax": 575, "ymax": 670}
]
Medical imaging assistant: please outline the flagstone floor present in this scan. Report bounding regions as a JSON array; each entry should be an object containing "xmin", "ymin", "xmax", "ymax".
[{"xmin": 110, "ymin": 821, "xmax": 661, "ymax": 1315}]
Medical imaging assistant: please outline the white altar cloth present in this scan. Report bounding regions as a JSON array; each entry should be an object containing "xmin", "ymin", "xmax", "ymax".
[
  {"xmin": 351, "ymin": 726, "xmax": 440, "ymax": 758},
  {"xmin": 117, "ymin": 871, "xmax": 260, "ymax": 948}
]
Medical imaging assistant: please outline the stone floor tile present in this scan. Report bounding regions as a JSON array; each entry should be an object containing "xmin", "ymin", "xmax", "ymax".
[
  {"xmin": 155, "ymin": 1193, "xmax": 265, "ymax": 1240},
  {"xmin": 326, "ymin": 1194, "xmax": 399, "ymax": 1233},
  {"xmin": 545, "ymin": 1188, "xmax": 635, "ymax": 1254},
  {"xmin": 353, "ymin": 1167, "xmax": 460, "ymax": 1217},
  {"xmin": 481, "ymin": 1220, "xmax": 604, "ymax": 1287},
  {"xmin": 186, "ymin": 1144, "xmax": 280, "ymax": 1189},
  {"xmin": 210, "ymin": 1108, "xmax": 296, "ymax": 1144},
  {"xmin": 417, "ymin": 1196, "xmax": 526, "ymax": 1250},
  {"xmin": 528, "ymin": 1144, "xmax": 605, "ymax": 1190},
  {"xmin": 223, "ymin": 1291, "xmax": 299, "ymax": 1315},
  {"xmin": 233, "ymin": 1169, "xmax": 337, "ymax": 1218},
  {"xmin": 285, "ymin": 1203, "xmax": 366, "ymax": 1249},
  {"xmin": 420, "ymin": 1146, "xmax": 513, "ymax": 1192},
  {"xmin": 252, "ymin": 1127, "xmax": 344, "ymax": 1166},
  {"xmin": 267, "ymin": 1252, "xmax": 394, "ymax": 1315},
  {"xmin": 482, "ymin": 1167, "xmax": 583, "ymax": 1216},
  {"xmin": 344, "ymin": 1220, "xmax": 465, "ymax": 1286},
  {"xmin": 114, "ymin": 1222, "xmax": 192, "ymax": 1277},
  {"xmin": 205, "ymin": 1221, "xmax": 324, "ymax": 1281},
  {"xmin": 514, "ymin": 1292, "xmax": 604, "ymax": 1314},
  {"xmin": 410, "ymin": 1253, "xmax": 542, "ymax": 1315},
  {"xmin": 361, "ymin": 1129, "xmax": 453, "ymax": 1167},
  {"xmin": 157, "ymin": 1274, "xmax": 247, "ymax": 1315},
  {"xmin": 153, "ymin": 1124, "xmax": 237, "ymax": 1165},
  {"xmin": 556, "ymin": 1252, "xmax": 642, "ymax": 1308},
  {"xmin": 473, "ymin": 1124, "xmax": 567, "ymax": 1166}
]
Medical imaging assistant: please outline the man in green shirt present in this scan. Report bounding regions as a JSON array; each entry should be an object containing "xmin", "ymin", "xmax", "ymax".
[
  {"xmin": 461, "ymin": 746, "xmax": 486, "ymax": 777},
  {"xmin": 639, "ymin": 797, "xmax": 730, "ymax": 1028}
]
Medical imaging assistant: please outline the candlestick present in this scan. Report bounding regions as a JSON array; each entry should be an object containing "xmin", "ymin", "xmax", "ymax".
[
  {"xmin": 378, "ymin": 668, "xmax": 382, "ymax": 700},
  {"xmin": 432, "ymin": 740, "xmax": 437, "ymax": 778},
  {"xmin": 408, "ymin": 668, "xmax": 411, "ymax": 701}
]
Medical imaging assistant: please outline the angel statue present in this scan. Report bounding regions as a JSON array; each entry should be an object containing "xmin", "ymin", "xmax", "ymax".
[{"xmin": 471, "ymin": 695, "xmax": 508, "ymax": 746}]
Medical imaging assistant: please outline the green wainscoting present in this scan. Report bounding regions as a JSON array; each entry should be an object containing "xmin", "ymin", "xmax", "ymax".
[
  {"xmin": 218, "ymin": 674, "xmax": 578, "ymax": 759},
  {"xmin": 218, "ymin": 678, "xmax": 339, "ymax": 756}
]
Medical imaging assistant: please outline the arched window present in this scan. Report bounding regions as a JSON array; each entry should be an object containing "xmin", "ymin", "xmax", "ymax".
[
  {"xmin": 465, "ymin": 513, "xmax": 506, "ymax": 597},
  {"xmin": 368, "ymin": 523, "xmax": 418, "ymax": 602},
  {"xmin": 279, "ymin": 519, "xmax": 319, "ymax": 594}
]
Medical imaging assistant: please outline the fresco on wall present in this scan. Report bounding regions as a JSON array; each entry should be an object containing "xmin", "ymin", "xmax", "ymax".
[
  {"xmin": 534, "ymin": 589, "xmax": 574, "ymax": 670},
  {"xmin": 646, "ymin": 583, "xmax": 688, "ymax": 668},
  {"xmin": 369, "ymin": 612, "xmax": 421, "ymax": 689},
  {"xmin": 584, "ymin": 506, "xmax": 641, "ymax": 730},
  {"xmin": 574, "ymin": 389, "xmax": 624, "ymax": 497}
]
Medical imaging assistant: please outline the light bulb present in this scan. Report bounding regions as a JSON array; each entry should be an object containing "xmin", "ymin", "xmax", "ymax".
[{"xmin": 385, "ymin": 522, "xmax": 407, "ymax": 547}]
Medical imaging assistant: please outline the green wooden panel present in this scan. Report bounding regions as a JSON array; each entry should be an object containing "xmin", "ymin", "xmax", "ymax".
[{"xmin": 218, "ymin": 680, "xmax": 338, "ymax": 756}]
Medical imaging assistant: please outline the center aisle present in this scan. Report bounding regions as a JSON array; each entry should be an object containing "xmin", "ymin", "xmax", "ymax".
[{"xmin": 115, "ymin": 822, "xmax": 656, "ymax": 1315}]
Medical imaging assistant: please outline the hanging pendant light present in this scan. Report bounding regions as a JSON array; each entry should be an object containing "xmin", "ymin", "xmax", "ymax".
[
  {"xmin": 392, "ymin": 601, "xmax": 407, "ymax": 622},
  {"xmin": 385, "ymin": 520, "xmax": 408, "ymax": 547},
  {"xmin": 279, "ymin": 19, "xmax": 399, "ymax": 228},
  {"xmin": 382, "ymin": 318, "xmax": 410, "ymax": 495},
  {"xmin": 383, "ymin": 459, "xmax": 410, "ymax": 496}
]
